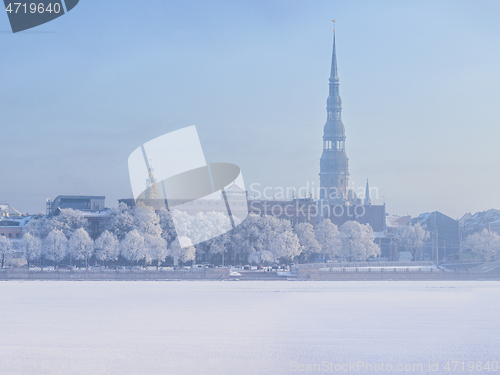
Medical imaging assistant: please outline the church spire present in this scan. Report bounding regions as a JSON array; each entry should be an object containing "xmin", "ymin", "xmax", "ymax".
[
  {"xmin": 330, "ymin": 30, "xmax": 339, "ymax": 82},
  {"xmin": 319, "ymin": 23, "xmax": 349, "ymax": 204},
  {"xmin": 364, "ymin": 179, "xmax": 372, "ymax": 206}
]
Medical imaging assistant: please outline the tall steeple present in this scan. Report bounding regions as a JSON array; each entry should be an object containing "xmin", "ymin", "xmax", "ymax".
[
  {"xmin": 330, "ymin": 32, "xmax": 339, "ymax": 82},
  {"xmin": 364, "ymin": 179, "xmax": 372, "ymax": 206},
  {"xmin": 319, "ymin": 26, "xmax": 349, "ymax": 203}
]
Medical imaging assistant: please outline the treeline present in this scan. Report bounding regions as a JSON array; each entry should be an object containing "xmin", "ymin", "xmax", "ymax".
[{"xmin": 0, "ymin": 203, "xmax": 383, "ymax": 268}]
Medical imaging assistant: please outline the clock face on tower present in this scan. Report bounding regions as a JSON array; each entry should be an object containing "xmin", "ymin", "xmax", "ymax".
[{"xmin": 328, "ymin": 157, "xmax": 335, "ymax": 165}]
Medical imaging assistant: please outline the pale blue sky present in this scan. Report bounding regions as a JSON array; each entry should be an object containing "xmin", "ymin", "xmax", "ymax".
[{"xmin": 1, "ymin": 0, "xmax": 499, "ymax": 219}]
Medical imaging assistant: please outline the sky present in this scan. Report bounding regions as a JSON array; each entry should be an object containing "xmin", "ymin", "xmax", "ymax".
[{"xmin": 1, "ymin": 0, "xmax": 499, "ymax": 219}]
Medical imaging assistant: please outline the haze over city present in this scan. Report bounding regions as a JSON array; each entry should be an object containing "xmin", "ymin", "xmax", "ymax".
[{"xmin": 2, "ymin": 0, "xmax": 499, "ymax": 219}]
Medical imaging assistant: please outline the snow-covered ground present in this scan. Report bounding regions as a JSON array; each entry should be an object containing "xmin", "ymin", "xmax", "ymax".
[{"xmin": 0, "ymin": 281, "xmax": 498, "ymax": 375}]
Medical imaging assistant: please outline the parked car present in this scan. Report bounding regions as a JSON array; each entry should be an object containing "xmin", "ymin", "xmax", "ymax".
[
  {"xmin": 257, "ymin": 264, "xmax": 264, "ymax": 270},
  {"xmin": 243, "ymin": 265, "xmax": 251, "ymax": 270}
]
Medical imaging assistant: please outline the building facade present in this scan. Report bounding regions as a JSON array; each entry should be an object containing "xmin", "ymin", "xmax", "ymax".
[{"xmin": 412, "ymin": 211, "xmax": 460, "ymax": 262}]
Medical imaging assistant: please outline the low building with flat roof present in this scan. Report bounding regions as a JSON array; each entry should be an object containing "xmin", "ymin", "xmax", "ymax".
[{"xmin": 49, "ymin": 195, "xmax": 105, "ymax": 215}]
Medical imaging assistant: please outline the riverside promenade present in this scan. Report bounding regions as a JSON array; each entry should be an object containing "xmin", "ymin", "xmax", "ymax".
[
  {"xmin": 294, "ymin": 260, "xmax": 500, "ymax": 281},
  {"xmin": 0, "ymin": 267, "xmax": 229, "ymax": 281},
  {"xmin": 1, "ymin": 261, "xmax": 499, "ymax": 281}
]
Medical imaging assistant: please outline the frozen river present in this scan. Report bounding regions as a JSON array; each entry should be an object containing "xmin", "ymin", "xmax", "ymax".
[{"xmin": 0, "ymin": 281, "xmax": 499, "ymax": 374}]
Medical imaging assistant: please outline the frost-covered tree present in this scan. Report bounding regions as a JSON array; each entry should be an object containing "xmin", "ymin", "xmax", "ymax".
[
  {"xmin": 107, "ymin": 203, "xmax": 134, "ymax": 240},
  {"xmin": 43, "ymin": 230, "xmax": 68, "ymax": 266},
  {"xmin": 68, "ymin": 228, "xmax": 94, "ymax": 267},
  {"xmin": 294, "ymin": 222, "xmax": 321, "ymax": 263},
  {"xmin": 171, "ymin": 236, "xmax": 196, "ymax": 265},
  {"xmin": 204, "ymin": 232, "xmax": 230, "ymax": 265},
  {"xmin": 269, "ymin": 230, "xmax": 301, "ymax": 263},
  {"xmin": 396, "ymin": 222, "xmax": 429, "ymax": 261},
  {"xmin": 19, "ymin": 233, "xmax": 42, "ymax": 267},
  {"xmin": 0, "ymin": 236, "xmax": 12, "ymax": 268},
  {"xmin": 357, "ymin": 231, "xmax": 380, "ymax": 260},
  {"xmin": 25, "ymin": 216, "xmax": 53, "ymax": 239},
  {"xmin": 170, "ymin": 210, "xmax": 193, "ymax": 240},
  {"xmin": 195, "ymin": 211, "xmax": 232, "ymax": 245},
  {"xmin": 339, "ymin": 221, "xmax": 380, "ymax": 262},
  {"xmin": 231, "ymin": 213, "xmax": 264, "ymax": 263},
  {"xmin": 234, "ymin": 214, "xmax": 293, "ymax": 265},
  {"xmin": 121, "ymin": 229, "xmax": 145, "ymax": 264},
  {"xmin": 189, "ymin": 211, "xmax": 232, "ymax": 265},
  {"xmin": 51, "ymin": 209, "xmax": 89, "ymax": 239},
  {"xmin": 315, "ymin": 219, "xmax": 340, "ymax": 262},
  {"xmin": 463, "ymin": 229, "xmax": 500, "ymax": 261},
  {"xmin": 146, "ymin": 235, "xmax": 168, "ymax": 268},
  {"xmin": 236, "ymin": 215, "xmax": 287, "ymax": 264},
  {"xmin": 133, "ymin": 206, "xmax": 162, "ymax": 237},
  {"xmin": 157, "ymin": 208, "xmax": 177, "ymax": 246},
  {"xmin": 94, "ymin": 230, "xmax": 120, "ymax": 265}
]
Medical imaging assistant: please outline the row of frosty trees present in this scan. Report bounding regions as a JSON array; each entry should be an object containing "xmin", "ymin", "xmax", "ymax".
[
  {"xmin": 1, "ymin": 203, "xmax": 499, "ymax": 268},
  {"xmin": 0, "ymin": 203, "xmax": 381, "ymax": 268}
]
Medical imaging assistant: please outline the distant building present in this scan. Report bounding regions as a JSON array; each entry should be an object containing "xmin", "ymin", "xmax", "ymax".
[
  {"xmin": 120, "ymin": 183, "xmax": 249, "ymax": 217},
  {"xmin": 320, "ymin": 203, "xmax": 386, "ymax": 232},
  {"xmin": 0, "ymin": 202, "xmax": 22, "ymax": 218},
  {"xmin": 461, "ymin": 209, "xmax": 500, "ymax": 237},
  {"xmin": 48, "ymin": 195, "xmax": 109, "ymax": 239},
  {"xmin": 248, "ymin": 198, "xmax": 318, "ymax": 226},
  {"xmin": 0, "ymin": 215, "xmax": 36, "ymax": 240},
  {"xmin": 49, "ymin": 195, "xmax": 105, "ymax": 215},
  {"xmin": 412, "ymin": 211, "xmax": 460, "ymax": 262}
]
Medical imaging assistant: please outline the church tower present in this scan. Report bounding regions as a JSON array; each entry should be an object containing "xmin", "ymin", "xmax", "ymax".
[{"xmin": 319, "ymin": 29, "xmax": 349, "ymax": 203}]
